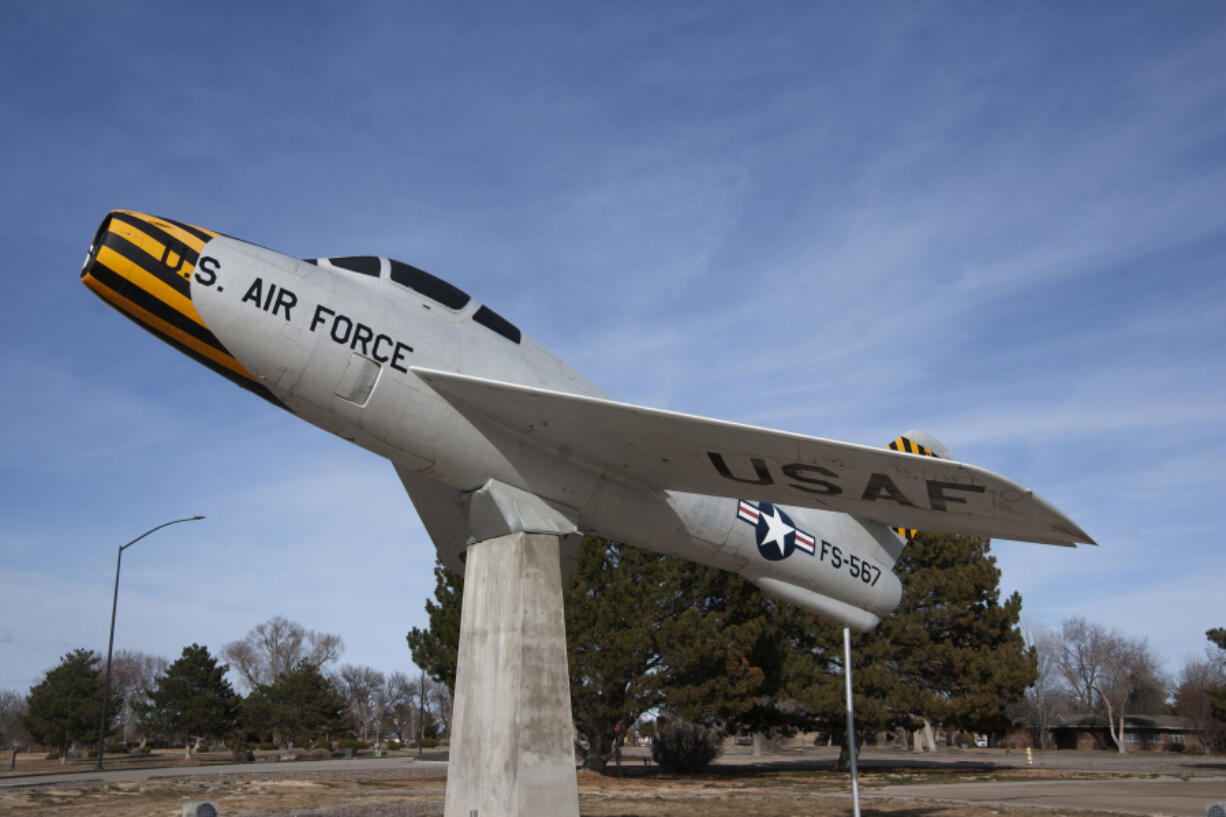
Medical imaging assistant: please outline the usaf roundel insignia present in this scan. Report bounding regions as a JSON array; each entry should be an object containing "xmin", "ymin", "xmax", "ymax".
[{"xmin": 736, "ymin": 500, "xmax": 816, "ymax": 561}]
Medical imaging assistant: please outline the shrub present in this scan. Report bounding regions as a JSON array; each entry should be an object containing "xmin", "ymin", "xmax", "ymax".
[
  {"xmin": 105, "ymin": 742, "xmax": 129, "ymax": 754},
  {"xmin": 312, "ymin": 739, "xmax": 332, "ymax": 751},
  {"xmin": 420, "ymin": 737, "xmax": 438, "ymax": 749},
  {"xmin": 293, "ymin": 748, "xmax": 330, "ymax": 760},
  {"xmin": 44, "ymin": 752, "xmax": 60, "ymax": 760},
  {"xmin": 138, "ymin": 746, "xmax": 152, "ymax": 754},
  {"xmin": 258, "ymin": 743, "xmax": 277, "ymax": 751},
  {"xmin": 385, "ymin": 741, "xmax": 403, "ymax": 751},
  {"xmin": 650, "ymin": 723, "xmax": 723, "ymax": 774},
  {"xmin": 338, "ymin": 739, "xmax": 369, "ymax": 751}
]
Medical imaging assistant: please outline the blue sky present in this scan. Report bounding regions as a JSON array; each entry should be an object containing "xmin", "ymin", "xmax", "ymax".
[{"xmin": 2, "ymin": 2, "xmax": 1224, "ymax": 694}]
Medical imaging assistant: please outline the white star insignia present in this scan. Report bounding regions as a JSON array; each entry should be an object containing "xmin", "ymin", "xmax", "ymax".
[{"xmin": 759, "ymin": 505, "xmax": 794, "ymax": 556}]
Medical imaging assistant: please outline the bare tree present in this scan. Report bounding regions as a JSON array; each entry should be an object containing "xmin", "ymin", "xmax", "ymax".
[
  {"xmin": 331, "ymin": 668, "xmax": 450, "ymax": 747},
  {"xmin": 1054, "ymin": 618, "xmax": 1109, "ymax": 712},
  {"xmin": 382, "ymin": 672, "xmax": 416, "ymax": 742},
  {"xmin": 1175, "ymin": 658, "xmax": 1226, "ymax": 753},
  {"xmin": 334, "ymin": 665, "xmax": 386, "ymax": 743},
  {"xmin": 1208, "ymin": 628, "xmax": 1226, "ymax": 682},
  {"xmin": 0, "ymin": 690, "xmax": 29, "ymax": 749},
  {"xmin": 1015, "ymin": 622, "xmax": 1073, "ymax": 748},
  {"xmin": 1053, "ymin": 618, "xmax": 1164, "ymax": 753},
  {"xmin": 108, "ymin": 650, "xmax": 168, "ymax": 746},
  {"xmin": 429, "ymin": 681, "xmax": 452, "ymax": 740},
  {"xmin": 223, "ymin": 616, "xmax": 343, "ymax": 691},
  {"xmin": 384, "ymin": 670, "xmax": 451, "ymax": 749},
  {"xmin": 1124, "ymin": 650, "xmax": 1168, "ymax": 714}
]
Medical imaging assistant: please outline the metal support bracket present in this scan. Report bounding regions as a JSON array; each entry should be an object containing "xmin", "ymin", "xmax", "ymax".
[{"xmin": 458, "ymin": 479, "xmax": 581, "ymax": 541}]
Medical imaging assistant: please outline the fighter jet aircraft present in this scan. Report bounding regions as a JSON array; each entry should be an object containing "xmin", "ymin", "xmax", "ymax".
[{"xmin": 80, "ymin": 210, "xmax": 1094, "ymax": 631}]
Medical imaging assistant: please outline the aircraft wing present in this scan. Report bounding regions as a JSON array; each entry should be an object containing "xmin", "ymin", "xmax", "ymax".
[{"xmin": 413, "ymin": 368, "xmax": 1095, "ymax": 547}]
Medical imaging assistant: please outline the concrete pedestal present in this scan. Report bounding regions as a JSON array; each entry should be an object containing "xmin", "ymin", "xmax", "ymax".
[{"xmin": 444, "ymin": 532, "xmax": 579, "ymax": 817}]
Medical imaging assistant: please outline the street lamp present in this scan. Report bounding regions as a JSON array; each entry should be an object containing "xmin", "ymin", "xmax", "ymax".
[{"xmin": 96, "ymin": 515, "xmax": 205, "ymax": 770}]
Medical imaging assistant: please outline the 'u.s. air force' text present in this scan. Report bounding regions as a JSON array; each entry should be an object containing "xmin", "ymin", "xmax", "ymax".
[{"xmin": 195, "ymin": 258, "xmax": 416, "ymax": 374}]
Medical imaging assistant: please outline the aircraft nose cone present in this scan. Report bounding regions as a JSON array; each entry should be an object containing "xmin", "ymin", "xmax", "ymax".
[
  {"xmin": 79, "ymin": 209, "xmax": 233, "ymax": 363},
  {"xmin": 80, "ymin": 210, "xmax": 286, "ymax": 405},
  {"xmin": 80, "ymin": 210, "xmax": 216, "ymax": 314}
]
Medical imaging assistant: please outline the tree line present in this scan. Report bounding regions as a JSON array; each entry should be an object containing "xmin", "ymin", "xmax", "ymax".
[
  {"xmin": 1019, "ymin": 620, "xmax": 1226, "ymax": 752},
  {"xmin": 0, "ymin": 616, "xmax": 448, "ymax": 760},
  {"xmin": 408, "ymin": 531, "xmax": 1041, "ymax": 770},
  {"xmin": 6, "ymin": 534, "xmax": 1221, "ymax": 767}
]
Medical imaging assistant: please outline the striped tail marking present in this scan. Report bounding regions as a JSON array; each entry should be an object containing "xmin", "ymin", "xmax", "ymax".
[{"xmin": 886, "ymin": 435, "xmax": 939, "ymax": 541}]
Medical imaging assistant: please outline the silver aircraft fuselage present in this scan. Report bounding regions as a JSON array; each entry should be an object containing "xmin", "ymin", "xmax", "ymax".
[{"xmin": 81, "ymin": 211, "xmax": 1093, "ymax": 631}]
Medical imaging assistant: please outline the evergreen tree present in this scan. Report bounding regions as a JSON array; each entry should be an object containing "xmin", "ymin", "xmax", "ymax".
[
  {"xmin": 787, "ymin": 532, "xmax": 1036, "ymax": 760},
  {"xmin": 138, "ymin": 644, "xmax": 238, "ymax": 758},
  {"xmin": 404, "ymin": 532, "xmax": 1033, "ymax": 772},
  {"xmin": 243, "ymin": 661, "xmax": 350, "ymax": 745},
  {"xmin": 407, "ymin": 537, "xmax": 799, "ymax": 771},
  {"xmin": 893, "ymin": 532, "xmax": 1036, "ymax": 735},
  {"xmin": 22, "ymin": 649, "xmax": 114, "ymax": 759},
  {"xmin": 783, "ymin": 608, "xmax": 904, "ymax": 763},
  {"xmin": 1207, "ymin": 627, "xmax": 1226, "ymax": 722},
  {"xmin": 652, "ymin": 563, "xmax": 806, "ymax": 738},
  {"xmin": 565, "ymin": 539, "xmax": 683, "ymax": 769},
  {"xmin": 406, "ymin": 564, "xmax": 463, "ymax": 692}
]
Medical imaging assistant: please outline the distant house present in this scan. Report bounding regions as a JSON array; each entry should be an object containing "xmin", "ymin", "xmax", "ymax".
[{"xmin": 1046, "ymin": 714, "xmax": 1202, "ymax": 752}]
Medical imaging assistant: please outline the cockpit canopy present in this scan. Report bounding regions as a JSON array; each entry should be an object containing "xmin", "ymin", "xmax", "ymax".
[{"xmin": 304, "ymin": 256, "xmax": 521, "ymax": 344}]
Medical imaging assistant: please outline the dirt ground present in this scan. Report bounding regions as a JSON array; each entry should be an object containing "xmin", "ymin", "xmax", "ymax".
[
  {"xmin": 0, "ymin": 758, "xmax": 1179, "ymax": 817},
  {"xmin": 0, "ymin": 770, "xmax": 1144, "ymax": 817}
]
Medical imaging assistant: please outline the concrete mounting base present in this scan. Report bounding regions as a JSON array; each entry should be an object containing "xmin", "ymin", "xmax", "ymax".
[{"xmin": 444, "ymin": 532, "xmax": 579, "ymax": 817}]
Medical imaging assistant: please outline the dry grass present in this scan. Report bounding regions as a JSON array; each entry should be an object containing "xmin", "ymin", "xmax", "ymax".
[
  {"xmin": 0, "ymin": 765, "xmax": 1146, "ymax": 817},
  {"xmin": 1, "ymin": 748, "xmax": 292, "ymax": 778}
]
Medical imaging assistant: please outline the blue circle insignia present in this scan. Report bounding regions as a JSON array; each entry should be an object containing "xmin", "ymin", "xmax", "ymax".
[{"xmin": 753, "ymin": 502, "xmax": 798, "ymax": 561}]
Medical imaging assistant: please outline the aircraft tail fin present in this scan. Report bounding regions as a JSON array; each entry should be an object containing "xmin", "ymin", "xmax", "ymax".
[{"xmin": 886, "ymin": 430, "xmax": 951, "ymax": 543}]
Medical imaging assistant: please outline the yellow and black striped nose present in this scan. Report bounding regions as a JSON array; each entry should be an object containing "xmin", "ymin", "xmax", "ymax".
[{"xmin": 80, "ymin": 210, "xmax": 281, "ymax": 405}]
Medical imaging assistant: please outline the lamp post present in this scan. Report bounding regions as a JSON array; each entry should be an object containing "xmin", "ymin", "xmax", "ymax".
[{"xmin": 96, "ymin": 515, "xmax": 205, "ymax": 770}]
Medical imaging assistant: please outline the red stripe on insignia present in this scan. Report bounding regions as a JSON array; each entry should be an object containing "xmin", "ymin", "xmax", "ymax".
[{"xmin": 794, "ymin": 529, "xmax": 816, "ymax": 553}]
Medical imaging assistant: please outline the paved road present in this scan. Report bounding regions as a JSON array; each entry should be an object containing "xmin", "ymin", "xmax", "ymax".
[
  {"xmin": 868, "ymin": 776, "xmax": 1226, "ymax": 817},
  {"xmin": 0, "ymin": 755, "xmax": 446, "ymax": 789},
  {"xmin": 5, "ymin": 748, "xmax": 1225, "ymax": 816}
]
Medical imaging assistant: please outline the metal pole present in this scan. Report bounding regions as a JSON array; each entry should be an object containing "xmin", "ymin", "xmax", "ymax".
[
  {"xmin": 97, "ymin": 544, "xmax": 124, "ymax": 769},
  {"xmin": 843, "ymin": 627, "xmax": 861, "ymax": 817},
  {"xmin": 418, "ymin": 667, "xmax": 425, "ymax": 757},
  {"xmin": 96, "ymin": 515, "xmax": 205, "ymax": 770}
]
